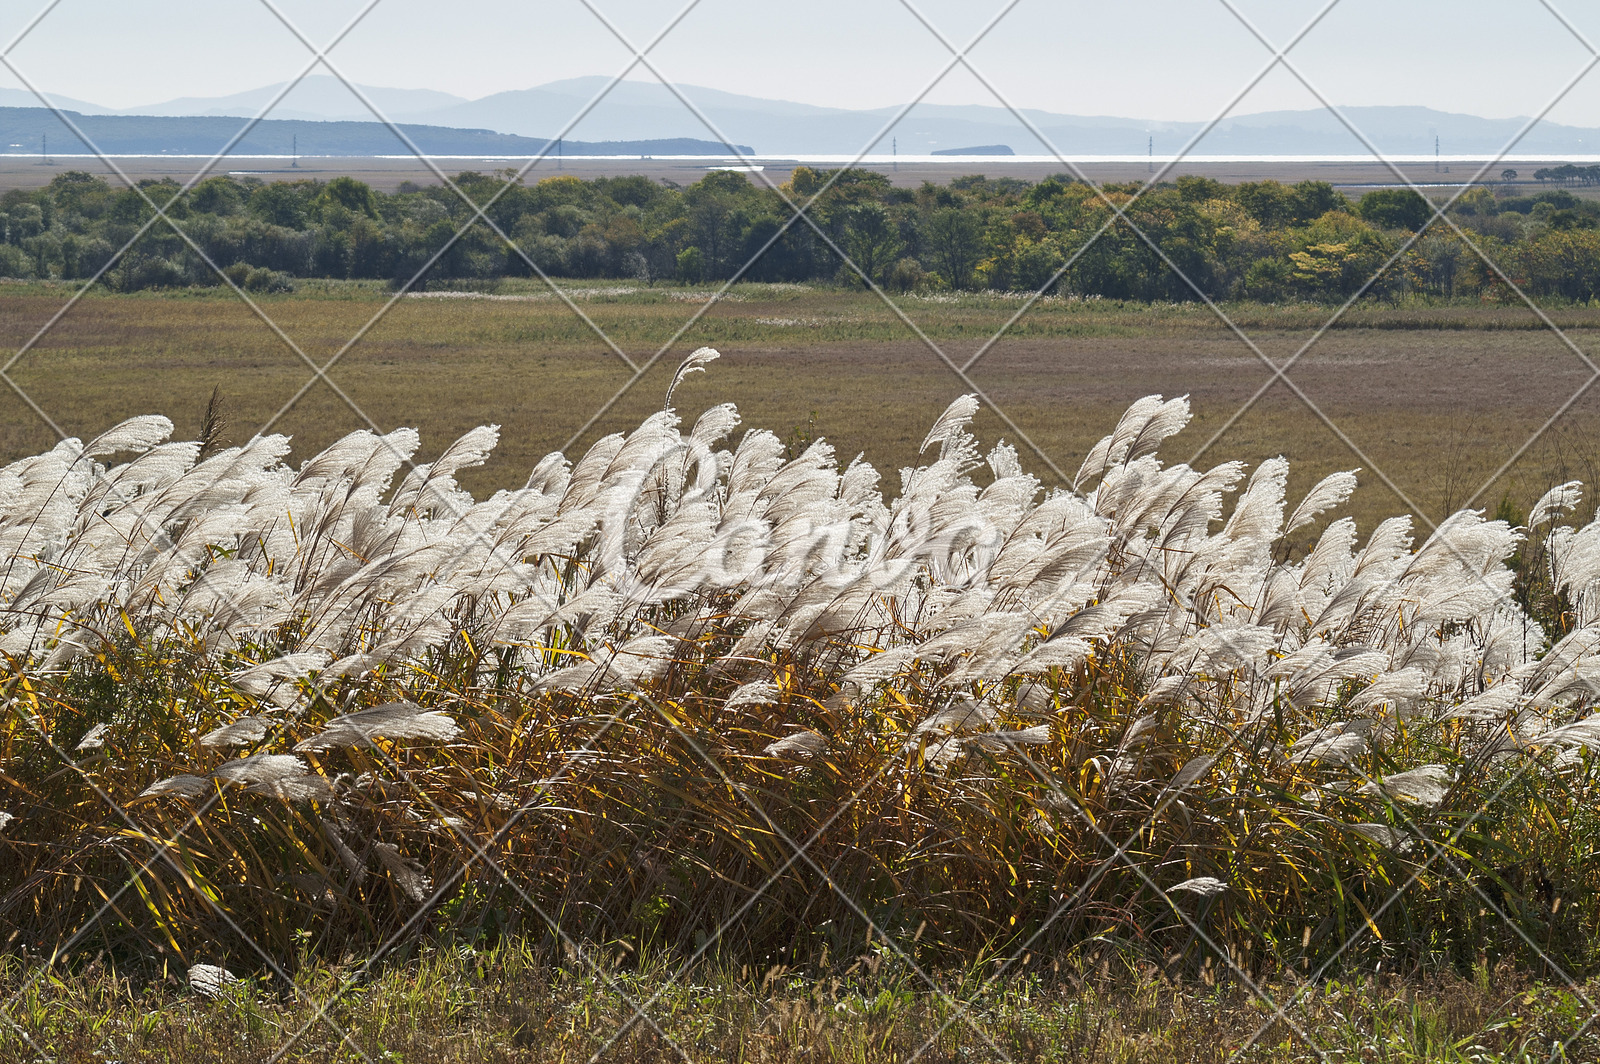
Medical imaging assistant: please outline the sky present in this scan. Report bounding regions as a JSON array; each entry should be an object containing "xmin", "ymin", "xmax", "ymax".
[{"xmin": 3, "ymin": 0, "xmax": 1599, "ymax": 125}]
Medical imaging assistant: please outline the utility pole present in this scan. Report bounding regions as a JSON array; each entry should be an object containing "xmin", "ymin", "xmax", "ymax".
[
  {"xmin": 291, "ymin": 133, "xmax": 298, "ymax": 168},
  {"xmin": 1435, "ymin": 134, "xmax": 1439, "ymax": 174},
  {"xmin": 41, "ymin": 132, "xmax": 47, "ymax": 165},
  {"xmin": 892, "ymin": 136, "xmax": 897, "ymax": 173},
  {"xmin": 557, "ymin": 137, "xmax": 562, "ymax": 170},
  {"xmin": 1147, "ymin": 134, "xmax": 1152, "ymax": 174}
]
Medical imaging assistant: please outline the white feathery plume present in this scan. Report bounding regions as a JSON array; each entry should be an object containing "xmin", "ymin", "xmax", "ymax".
[
  {"xmin": 1074, "ymin": 395, "xmax": 1189, "ymax": 490},
  {"xmin": 1288, "ymin": 720, "xmax": 1370, "ymax": 765},
  {"xmin": 1167, "ymin": 876, "xmax": 1227, "ymax": 898},
  {"xmin": 1358, "ymin": 764, "xmax": 1453, "ymax": 808},
  {"xmin": 199, "ymin": 716, "xmax": 272, "ymax": 748},
  {"xmin": 1346, "ymin": 823, "xmax": 1413, "ymax": 852},
  {"xmin": 691, "ymin": 402, "xmax": 741, "ymax": 447},
  {"xmin": 1166, "ymin": 756, "xmax": 1216, "ymax": 792},
  {"xmin": 915, "ymin": 698, "xmax": 997, "ymax": 735},
  {"xmin": 211, "ymin": 754, "xmax": 309, "ymax": 787},
  {"xmin": 726, "ymin": 680, "xmax": 780, "ymax": 709},
  {"xmin": 1539, "ymin": 713, "xmax": 1600, "ymax": 751},
  {"xmin": 294, "ymin": 702, "xmax": 461, "ymax": 752},
  {"xmin": 919, "ymin": 394, "xmax": 980, "ymax": 459},
  {"xmin": 187, "ymin": 964, "xmax": 240, "ymax": 999},
  {"xmin": 84, "ymin": 415, "xmax": 173, "ymax": 458},
  {"xmin": 966, "ymin": 725, "xmax": 1053, "ymax": 752},
  {"xmin": 1446, "ymin": 683, "xmax": 1523, "ymax": 722},
  {"xmin": 1530, "ymin": 481, "xmax": 1584, "ymax": 528},
  {"xmin": 765, "ymin": 729, "xmax": 827, "ymax": 759},
  {"xmin": 373, "ymin": 841, "xmax": 432, "ymax": 902},
  {"xmin": 1284, "ymin": 471, "xmax": 1360, "ymax": 537},
  {"xmin": 664, "ymin": 346, "xmax": 720, "ymax": 410},
  {"xmin": 74, "ymin": 723, "xmax": 109, "ymax": 752},
  {"xmin": 140, "ymin": 774, "xmax": 211, "ymax": 799}
]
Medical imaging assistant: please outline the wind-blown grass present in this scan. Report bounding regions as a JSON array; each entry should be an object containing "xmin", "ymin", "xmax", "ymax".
[{"xmin": 5, "ymin": 348, "xmax": 1600, "ymax": 984}]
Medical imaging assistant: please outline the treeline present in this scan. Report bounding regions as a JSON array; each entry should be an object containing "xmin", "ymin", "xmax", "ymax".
[{"xmin": 5, "ymin": 167, "xmax": 1600, "ymax": 302}]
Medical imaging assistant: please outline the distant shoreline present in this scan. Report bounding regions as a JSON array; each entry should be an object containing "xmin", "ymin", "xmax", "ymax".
[
  {"xmin": 1, "ymin": 153, "xmax": 1590, "ymax": 194},
  {"xmin": 7, "ymin": 153, "xmax": 1600, "ymax": 164}
]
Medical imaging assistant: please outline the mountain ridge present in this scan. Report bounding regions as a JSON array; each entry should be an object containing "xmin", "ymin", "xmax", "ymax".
[{"xmin": 5, "ymin": 77, "xmax": 1597, "ymax": 157}]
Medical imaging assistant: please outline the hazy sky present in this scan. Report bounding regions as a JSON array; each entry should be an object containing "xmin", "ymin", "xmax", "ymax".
[{"xmin": 3, "ymin": 0, "xmax": 1599, "ymax": 124}]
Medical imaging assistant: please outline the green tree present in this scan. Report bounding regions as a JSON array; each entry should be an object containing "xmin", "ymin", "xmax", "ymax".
[
  {"xmin": 923, "ymin": 207, "xmax": 984, "ymax": 289},
  {"xmin": 1357, "ymin": 189, "xmax": 1432, "ymax": 231},
  {"xmin": 1289, "ymin": 181, "xmax": 1345, "ymax": 223},
  {"xmin": 249, "ymin": 182, "xmax": 311, "ymax": 228},
  {"xmin": 312, "ymin": 176, "xmax": 379, "ymax": 222},
  {"xmin": 1236, "ymin": 181, "xmax": 1296, "ymax": 228},
  {"xmin": 842, "ymin": 203, "xmax": 901, "ymax": 285},
  {"xmin": 676, "ymin": 245, "xmax": 704, "ymax": 284},
  {"xmin": 1176, "ymin": 175, "xmax": 1226, "ymax": 203}
]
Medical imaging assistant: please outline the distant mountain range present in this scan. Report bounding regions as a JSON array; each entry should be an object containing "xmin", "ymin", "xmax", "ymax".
[{"xmin": 3, "ymin": 76, "xmax": 1599, "ymax": 157}]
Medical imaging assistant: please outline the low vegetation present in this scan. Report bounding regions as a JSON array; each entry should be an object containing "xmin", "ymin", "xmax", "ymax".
[
  {"xmin": 7, "ymin": 166, "xmax": 1600, "ymax": 302},
  {"xmin": 7, "ymin": 943, "xmax": 1597, "ymax": 1061},
  {"xmin": 6, "ymin": 348, "xmax": 1600, "ymax": 1013}
]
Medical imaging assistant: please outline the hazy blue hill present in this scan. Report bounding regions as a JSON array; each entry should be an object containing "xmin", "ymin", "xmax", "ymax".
[
  {"xmin": 124, "ymin": 77, "xmax": 472, "ymax": 123},
  {"xmin": 0, "ymin": 89, "xmax": 111, "ymax": 115},
  {"xmin": 0, "ymin": 108, "xmax": 750, "ymax": 157},
  {"xmin": 15, "ymin": 75, "xmax": 1600, "ymax": 156},
  {"xmin": 404, "ymin": 81, "xmax": 1600, "ymax": 155}
]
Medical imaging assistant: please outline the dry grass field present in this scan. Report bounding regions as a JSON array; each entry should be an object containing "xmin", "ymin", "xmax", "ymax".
[
  {"xmin": 13, "ymin": 280, "xmax": 1600, "ymax": 1063},
  {"xmin": 3, "ymin": 279, "xmax": 1599, "ymax": 534}
]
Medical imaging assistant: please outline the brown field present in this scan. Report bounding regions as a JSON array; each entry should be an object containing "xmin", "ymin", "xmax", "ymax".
[{"xmin": 3, "ymin": 279, "xmax": 1599, "ymax": 536}]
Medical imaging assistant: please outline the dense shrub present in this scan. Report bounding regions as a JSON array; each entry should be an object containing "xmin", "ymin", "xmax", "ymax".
[{"xmin": 7, "ymin": 169, "xmax": 1600, "ymax": 301}]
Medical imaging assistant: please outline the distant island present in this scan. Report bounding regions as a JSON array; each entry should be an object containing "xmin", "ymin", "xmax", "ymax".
[{"xmin": 931, "ymin": 145, "xmax": 1014, "ymax": 156}]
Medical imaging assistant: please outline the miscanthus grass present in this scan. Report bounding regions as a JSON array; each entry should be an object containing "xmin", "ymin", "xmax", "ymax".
[{"xmin": 4, "ymin": 348, "xmax": 1600, "ymax": 985}]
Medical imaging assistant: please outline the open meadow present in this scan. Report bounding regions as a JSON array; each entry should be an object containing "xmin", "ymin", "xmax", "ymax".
[{"xmin": 4, "ymin": 279, "xmax": 1600, "ymax": 536}]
